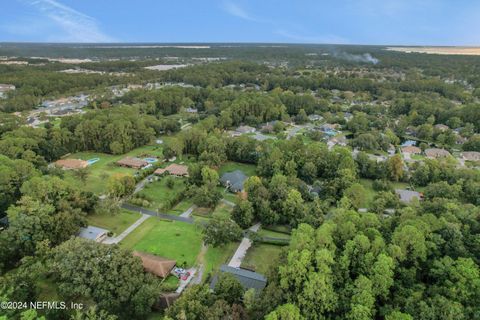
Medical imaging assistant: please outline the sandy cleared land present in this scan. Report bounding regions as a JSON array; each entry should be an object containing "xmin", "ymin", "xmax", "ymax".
[
  {"xmin": 144, "ymin": 64, "xmax": 189, "ymax": 71},
  {"xmin": 386, "ymin": 47, "xmax": 480, "ymax": 56}
]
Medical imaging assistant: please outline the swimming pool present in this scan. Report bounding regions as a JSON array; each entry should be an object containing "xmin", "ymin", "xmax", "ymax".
[
  {"xmin": 87, "ymin": 158, "xmax": 100, "ymax": 165},
  {"xmin": 144, "ymin": 157, "xmax": 158, "ymax": 163}
]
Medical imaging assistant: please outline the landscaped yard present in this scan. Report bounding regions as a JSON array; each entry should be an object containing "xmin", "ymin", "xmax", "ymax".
[
  {"xmin": 241, "ymin": 244, "xmax": 284, "ymax": 275},
  {"xmin": 63, "ymin": 144, "xmax": 164, "ymax": 194},
  {"xmin": 212, "ymin": 203, "xmax": 233, "ymax": 219},
  {"xmin": 258, "ymin": 228, "xmax": 291, "ymax": 240},
  {"xmin": 168, "ymin": 199, "xmax": 195, "ymax": 216},
  {"xmin": 121, "ymin": 218, "xmax": 203, "ymax": 267},
  {"xmin": 204, "ymin": 242, "xmax": 238, "ymax": 278},
  {"xmin": 86, "ymin": 209, "xmax": 141, "ymax": 236},
  {"xmin": 219, "ymin": 161, "xmax": 257, "ymax": 177},
  {"xmin": 135, "ymin": 177, "xmax": 186, "ymax": 211}
]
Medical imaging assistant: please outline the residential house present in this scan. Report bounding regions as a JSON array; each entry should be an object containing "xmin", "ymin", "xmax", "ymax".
[
  {"xmin": 55, "ymin": 159, "xmax": 88, "ymax": 170},
  {"xmin": 154, "ymin": 163, "xmax": 189, "ymax": 177},
  {"xmin": 117, "ymin": 157, "xmax": 149, "ymax": 169},
  {"xmin": 434, "ymin": 124, "xmax": 450, "ymax": 132},
  {"xmin": 133, "ymin": 251, "xmax": 176, "ymax": 278},
  {"xmin": 425, "ymin": 148, "xmax": 451, "ymax": 159},
  {"xmin": 185, "ymin": 107, "xmax": 198, "ymax": 113},
  {"xmin": 220, "ymin": 170, "xmax": 248, "ymax": 193},
  {"xmin": 78, "ymin": 226, "xmax": 108, "ymax": 243},
  {"xmin": 401, "ymin": 146, "xmax": 421, "ymax": 154},
  {"xmin": 308, "ymin": 114, "xmax": 322, "ymax": 122},
  {"xmin": 210, "ymin": 265, "xmax": 267, "ymax": 293},
  {"xmin": 395, "ymin": 189, "xmax": 423, "ymax": 204},
  {"xmin": 235, "ymin": 125, "xmax": 256, "ymax": 134},
  {"xmin": 461, "ymin": 151, "xmax": 480, "ymax": 162}
]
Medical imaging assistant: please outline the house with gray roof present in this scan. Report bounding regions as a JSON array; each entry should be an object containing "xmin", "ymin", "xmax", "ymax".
[
  {"xmin": 220, "ymin": 170, "xmax": 248, "ymax": 193},
  {"xmin": 395, "ymin": 189, "xmax": 423, "ymax": 204},
  {"xmin": 78, "ymin": 226, "xmax": 108, "ymax": 243},
  {"xmin": 210, "ymin": 265, "xmax": 267, "ymax": 293}
]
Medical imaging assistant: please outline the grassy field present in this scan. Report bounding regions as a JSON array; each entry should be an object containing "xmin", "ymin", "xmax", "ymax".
[
  {"xmin": 168, "ymin": 199, "xmax": 194, "ymax": 216},
  {"xmin": 258, "ymin": 228, "xmax": 291, "ymax": 240},
  {"xmin": 212, "ymin": 203, "xmax": 233, "ymax": 219},
  {"xmin": 63, "ymin": 144, "xmax": 164, "ymax": 194},
  {"xmin": 241, "ymin": 244, "xmax": 284, "ymax": 275},
  {"xmin": 136, "ymin": 177, "xmax": 186, "ymax": 210},
  {"xmin": 204, "ymin": 242, "xmax": 238, "ymax": 278},
  {"xmin": 219, "ymin": 161, "xmax": 257, "ymax": 177},
  {"xmin": 86, "ymin": 209, "xmax": 141, "ymax": 236},
  {"xmin": 121, "ymin": 218, "xmax": 203, "ymax": 267}
]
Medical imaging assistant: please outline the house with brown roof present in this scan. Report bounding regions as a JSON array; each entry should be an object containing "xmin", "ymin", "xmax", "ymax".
[
  {"xmin": 55, "ymin": 159, "xmax": 88, "ymax": 170},
  {"xmin": 461, "ymin": 151, "xmax": 480, "ymax": 162},
  {"xmin": 425, "ymin": 148, "xmax": 451, "ymax": 159},
  {"xmin": 154, "ymin": 163, "xmax": 189, "ymax": 176},
  {"xmin": 133, "ymin": 251, "xmax": 176, "ymax": 278},
  {"xmin": 401, "ymin": 146, "xmax": 421, "ymax": 154},
  {"xmin": 434, "ymin": 124, "xmax": 449, "ymax": 132},
  {"xmin": 117, "ymin": 157, "xmax": 148, "ymax": 169}
]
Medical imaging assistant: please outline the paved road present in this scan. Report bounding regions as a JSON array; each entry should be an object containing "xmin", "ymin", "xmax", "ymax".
[
  {"xmin": 103, "ymin": 214, "xmax": 150, "ymax": 244},
  {"xmin": 121, "ymin": 203, "xmax": 194, "ymax": 224}
]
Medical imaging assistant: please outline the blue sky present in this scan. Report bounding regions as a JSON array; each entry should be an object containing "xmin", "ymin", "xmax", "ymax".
[{"xmin": 1, "ymin": 0, "xmax": 480, "ymax": 45}]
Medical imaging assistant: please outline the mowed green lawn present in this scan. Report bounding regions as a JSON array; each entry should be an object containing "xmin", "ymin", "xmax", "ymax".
[
  {"xmin": 63, "ymin": 144, "xmax": 164, "ymax": 194},
  {"xmin": 241, "ymin": 244, "xmax": 284, "ymax": 275},
  {"xmin": 204, "ymin": 242, "xmax": 238, "ymax": 279},
  {"xmin": 86, "ymin": 209, "xmax": 141, "ymax": 236},
  {"xmin": 136, "ymin": 177, "xmax": 187, "ymax": 210},
  {"xmin": 219, "ymin": 161, "xmax": 257, "ymax": 177},
  {"xmin": 121, "ymin": 218, "xmax": 203, "ymax": 267}
]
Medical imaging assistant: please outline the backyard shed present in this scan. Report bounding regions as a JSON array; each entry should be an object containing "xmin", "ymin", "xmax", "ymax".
[
  {"xmin": 133, "ymin": 251, "xmax": 176, "ymax": 278},
  {"xmin": 78, "ymin": 226, "xmax": 108, "ymax": 242}
]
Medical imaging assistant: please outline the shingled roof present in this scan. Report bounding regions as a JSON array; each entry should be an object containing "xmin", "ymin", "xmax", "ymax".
[
  {"xmin": 154, "ymin": 163, "xmax": 189, "ymax": 176},
  {"xmin": 210, "ymin": 265, "xmax": 267, "ymax": 293},
  {"xmin": 220, "ymin": 170, "xmax": 248, "ymax": 192},
  {"xmin": 55, "ymin": 159, "xmax": 88, "ymax": 170},
  {"xmin": 133, "ymin": 251, "xmax": 176, "ymax": 278},
  {"xmin": 117, "ymin": 157, "xmax": 148, "ymax": 169}
]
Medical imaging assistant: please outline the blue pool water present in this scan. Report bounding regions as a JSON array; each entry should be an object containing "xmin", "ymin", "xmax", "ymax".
[
  {"xmin": 87, "ymin": 158, "xmax": 100, "ymax": 165},
  {"xmin": 144, "ymin": 157, "xmax": 158, "ymax": 163}
]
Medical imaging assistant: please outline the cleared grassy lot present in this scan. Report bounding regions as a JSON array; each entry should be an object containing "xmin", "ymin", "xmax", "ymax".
[
  {"xmin": 121, "ymin": 218, "xmax": 203, "ymax": 267},
  {"xmin": 258, "ymin": 228, "xmax": 291, "ymax": 240},
  {"xmin": 136, "ymin": 177, "xmax": 186, "ymax": 210},
  {"xmin": 168, "ymin": 199, "xmax": 194, "ymax": 216},
  {"xmin": 219, "ymin": 161, "xmax": 257, "ymax": 177},
  {"xmin": 241, "ymin": 244, "xmax": 284, "ymax": 275},
  {"xmin": 204, "ymin": 242, "xmax": 238, "ymax": 278},
  {"xmin": 86, "ymin": 209, "xmax": 141, "ymax": 236}
]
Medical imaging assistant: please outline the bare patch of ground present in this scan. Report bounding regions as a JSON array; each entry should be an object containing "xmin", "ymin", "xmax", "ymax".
[{"xmin": 386, "ymin": 47, "xmax": 480, "ymax": 56}]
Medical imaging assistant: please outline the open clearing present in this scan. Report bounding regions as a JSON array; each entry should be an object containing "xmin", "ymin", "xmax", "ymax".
[
  {"xmin": 87, "ymin": 209, "xmax": 141, "ymax": 236},
  {"xmin": 241, "ymin": 244, "xmax": 284, "ymax": 275},
  {"xmin": 121, "ymin": 218, "xmax": 203, "ymax": 267},
  {"xmin": 386, "ymin": 47, "xmax": 480, "ymax": 55}
]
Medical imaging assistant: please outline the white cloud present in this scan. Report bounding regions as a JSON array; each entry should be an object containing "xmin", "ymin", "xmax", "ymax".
[
  {"xmin": 222, "ymin": 1, "xmax": 259, "ymax": 22},
  {"xmin": 20, "ymin": 0, "xmax": 114, "ymax": 42}
]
